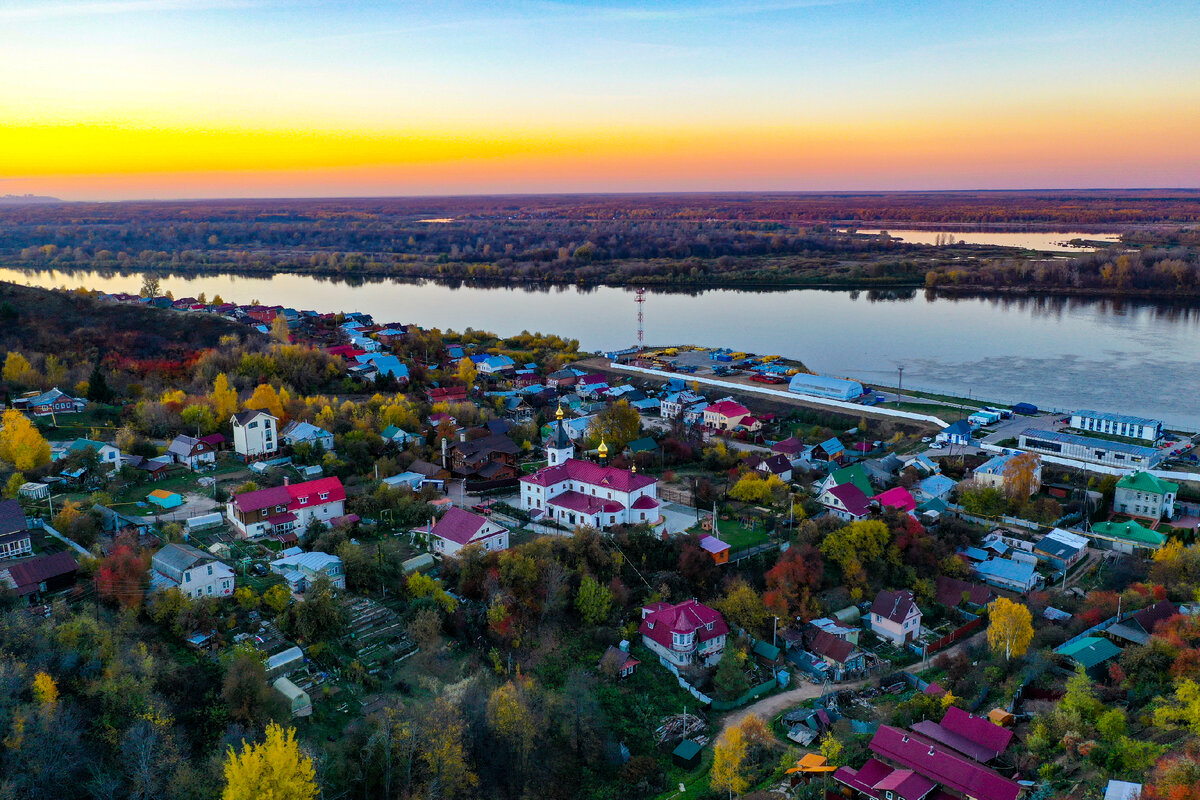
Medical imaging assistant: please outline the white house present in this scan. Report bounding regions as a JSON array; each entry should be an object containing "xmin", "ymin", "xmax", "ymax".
[
  {"xmin": 150, "ymin": 543, "xmax": 235, "ymax": 600},
  {"xmin": 270, "ymin": 550, "xmax": 345, "ymax": 591},
  {"xmin": 280, "ymin": 420, "xmax": 335, "ymax": 453},
  {"xmin": 1071, "ymin": 410, "xmax": 1162, "ymax": 443},
  {"xmin": 971, "ymin": 452, "xmax": 1042, "ymax": 496},
  {"xmin": 660, "ymin": 390, "xmax": 704, "ymax": 420},
  {"xmin": 166, "ymin": 434, "xmax": 217, "ymax": 470},
  {"xmin": 420, "ymin": 507, "xmax": 510, "ymax": 557},
  {"xmin": 55, "ymin": 438, "xmax": 122, "ymax": 474},
  {"xmin": 230, "ymin": 409, "xmax": 279, "ymax": 462},
  {"xmin": 869, "ymin": 589, "xmax": 921, "ymax": 644},
  {"xmin": 1114, "ymin": 472, "xmax": 1177, "ymax": 520},
  {"xmin": 638, "ymin": 599, "xmax": 729, "ymax": 668},
  {"xmin": 935, "ymin": 420, "xmax": 974, "ymax": 447},
  {"xmin": 226, "ymin": 477, "xmax": 346, "ymax": 538}
]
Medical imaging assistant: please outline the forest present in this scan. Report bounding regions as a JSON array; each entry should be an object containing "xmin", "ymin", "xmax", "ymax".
[{"xmin": 1, "ymin": 192, "xmax": 1199, "ymax": 295}]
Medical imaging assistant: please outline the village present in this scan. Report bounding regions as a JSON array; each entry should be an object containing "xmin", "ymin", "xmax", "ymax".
[{"xmin": 1, "ymin": 285, "xmax": 1198, "ymax": 800}]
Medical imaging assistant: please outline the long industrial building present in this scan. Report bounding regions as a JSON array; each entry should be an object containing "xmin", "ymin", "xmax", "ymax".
[
  {"xmin": 1070, "ymin": 410, "xmax": 1162, "ymax": 442},
  {"xmin": 788, "ymin": 373, "xmax": 864, "ymax": 401},
  {"xmin": 1018, "ymin": 429, "xmax": 1164, "ymax": 469}
]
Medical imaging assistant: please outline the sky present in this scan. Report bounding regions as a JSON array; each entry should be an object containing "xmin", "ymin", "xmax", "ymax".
[{"xmin": 2, "ymin": 0, "xmax": 1198, "ymax": 200}]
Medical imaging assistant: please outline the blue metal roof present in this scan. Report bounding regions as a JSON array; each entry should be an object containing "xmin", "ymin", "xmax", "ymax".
[
  {"xmin": 1073, "ymin": 409, "xmax": 1161, "ymax": 427},
  {"xmin": 1020, "ymin": 428, "xmax": 1160, "ymax": 458}
]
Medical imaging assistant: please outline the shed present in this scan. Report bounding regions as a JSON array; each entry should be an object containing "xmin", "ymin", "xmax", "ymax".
[
  {"xmin": 1013, "ymin": 402, "xmax": 1038, "ymax": 415},
  {"xmin": 186, "ymin": 512, "xmax": 224, "ymax": 532},
  {"xmin": 273, "ymin": 677, "xmax": 313, "ymax": 717},
  {"xmin": 18, "ymin": 482, "xmax": 49, "ymax": 500},
  {"xmin": 672, "ymin": 739, "xmax": 703, "ymax": 769},
  {"xmin": 148, "ymin": 489, "xmax": 183, "ymax": 509},
  {"xmin": 752, "ymin": 639, "xmax": 781, "ymax": 662},
  {"xmin": 988, "ymin": 709, "xmax": 1015, "ymax": 727},
  {"xmin": 265, "ymin": 646, "xmax": 304, "ymax": 678}
]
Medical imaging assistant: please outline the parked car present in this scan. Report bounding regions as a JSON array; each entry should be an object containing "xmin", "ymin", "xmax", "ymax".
[{"xmin": 251, "ymin": 563, "xmax": 268, "ymax": 577}]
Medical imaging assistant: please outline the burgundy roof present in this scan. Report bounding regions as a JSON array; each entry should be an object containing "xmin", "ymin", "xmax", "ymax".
[
  {"xmin": 233, "ymin": 477, "xmax": 345, "ymax": 514},
  {"xmin": 935, "ymin": 576, "xmax": 995, "ymax": 608},
  {"xmin": 760, "ymin": 454, "xmax": 793, "ymax": 474},
  {"xmin": 868, "ymin": 726, "xmax": 1020, "ymax": 800},
  {"xmin": 520, "ymin": 458, "xmax": 656, "ymax": 493},
  {"xmin": 5, "ymin": 552, "xmax": 78, "ymax": 595},
  {"xmin": 809, "ymin": 630, "xmax": 857, "ymax": 664},
  {"xmin": 872, "ymin": 589, "xmax": 918, "ymax": 624},
  {"xmin": 827, "ymin": 482, "xmax": 871, "ymax": 517},
  {"xmin": 874, "ymin": 768, "xmax": 937, "ymax": 800},
  {"xmin": 431, "ymin": 507, "xmax": 491, "ymax": 546},
  {"xmin": 835, "ymin": 759, "xmax": 895, "ymax": 797},
  {"xmin": 631, "ymin": 495, "xmax": 660, "ymax": 509},
  {"xmin": 706, "ymin": 400, "xmax": 750, "ymax": 418},
  {"xmin": 548, "ymin": 490, "xmax": 625, "ymax": 515},
  {"xmin": 639, "ymin": 599, "xmax": 728, "ymax": 650},
  {"xmin": 198, "ymin": 433, "xmax": 226, "ymax": 447},
  {"xmin": 874, "ymin": 486, "xmax": 918, "ymax": 513},
  {"xmin": 1134, "ymin": 600, "xmax": 1179, "ymax": 633},
  {"xmin": 939, "ymin": 706, "xmax": 1013, "ymax": 758},
  {"xmin": 772, "ymin": 436, "xmax": 806, "ymax": 456}
]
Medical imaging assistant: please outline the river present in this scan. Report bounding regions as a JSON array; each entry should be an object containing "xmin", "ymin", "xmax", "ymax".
[{"xmin": 5, "ymin": 267, "xmax": 1199, "ymax": 430}]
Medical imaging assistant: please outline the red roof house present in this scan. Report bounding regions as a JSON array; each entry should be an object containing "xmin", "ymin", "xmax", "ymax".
[
  {"xmin": 865, "ymin": 726, "xmax": 1021, "ymax": 800},
  {"xmin": 874, "ymin": 486, "xmax": 918, "ymax": 513},
  {"xmin": 909, "ymin": 707, "xmax": 1014, "ymax": 764},
  {"xmin": 639, "ymin": 599, "xmax": 729, "ymax": 667}
]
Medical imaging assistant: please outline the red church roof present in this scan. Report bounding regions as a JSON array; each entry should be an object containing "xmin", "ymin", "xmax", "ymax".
[{"xmin": 520, "ymin": 458, "xmax": 656, "ymax": 493}]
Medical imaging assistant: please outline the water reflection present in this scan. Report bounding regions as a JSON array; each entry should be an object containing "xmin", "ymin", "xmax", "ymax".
[{"xmin": 3, "ymin": 266, "xmax": 1200, "ymax": 428}]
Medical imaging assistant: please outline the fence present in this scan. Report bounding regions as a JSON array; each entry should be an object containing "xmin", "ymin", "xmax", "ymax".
[
  {"xmin": 655, "ymin": 655, "xmax": 714, "ymax": 705},
  {"xmin": 945, "ymin": 503, "xmax": 1043, "ymax": 531},
  {"xmin": 710, "ymin": 678, "xmax": 778, "ymax": 711},
  {"xmin": 922, "ymin": 614, "xmax": 985, "ymax": 654}
]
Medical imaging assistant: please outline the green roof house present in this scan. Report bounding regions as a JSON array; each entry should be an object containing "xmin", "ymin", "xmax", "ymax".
[
  {"xmin": 1089, "ymin": 519, "xmax": 1167, "ymax": 554},
  {"xmin": 822, "ymin": 463, "xmax": 873, "ymax": 496},
  {"xmin": 1056, "ymin": 636, "xmax": 1122, "ymax": 677},
  {"xmin": 1114, "ymin": 471, "xmax": 1178, "ymax": 520}
]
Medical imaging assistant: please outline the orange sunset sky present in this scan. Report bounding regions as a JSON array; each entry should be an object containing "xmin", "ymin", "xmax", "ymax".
[{"xmin": 3, "ymin": 0, "xmax": 1199, "ymax": 200}]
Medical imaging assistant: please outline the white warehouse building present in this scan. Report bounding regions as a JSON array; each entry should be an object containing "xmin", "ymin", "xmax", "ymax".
[
  {"xmin": 788, "ymin": 373, "xmax": 864, "ymax": 401},
  {"xmin": 1070, "ymin": 410, "xmax": 1162, "ymax": 443}
]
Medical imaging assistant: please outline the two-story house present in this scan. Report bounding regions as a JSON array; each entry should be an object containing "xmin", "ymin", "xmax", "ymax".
[
  {"xmin": 1114, "ymin": 471, "xmax": 1177, "ymax": 520},
  {"xmin": 869, "ymin": 589, "xmax": 922, "ymax": 644},
  {"xmin": 639, "ymin": 599, "xmax": 729, "ymax": 668},
  {"xmin": 150, "ymin": 543, "xmax": 235, "ymax": 600},
  {"xmin": 230, "ymin": 409, "xmax": 279, "ymax": 462},
  {"xmin": 703, "ymin": 399, "xmax": 760, "ymax": 432},
  {"xmin": 449, "ymin": 433, "xmax": 520, "ymax": 481},
  {"xmin": 226, "ymin": 477, "xmax": 346, "ymax": 538},
  {"xmin": 420, "ymin": 507, "xmax": 510, "ymax": 557},
  {"xmin": 166, "ymin": 434, "xmax": 217, "ymax": 470},
  {"xmin": 280, "ymin": 420, "xmax": 335, "ymax": 453}
]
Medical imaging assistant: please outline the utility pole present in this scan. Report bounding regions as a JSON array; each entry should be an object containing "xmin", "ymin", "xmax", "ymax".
[{"xmin": 896, "ymin": 365, "xmax": 905, "ymax": 401}]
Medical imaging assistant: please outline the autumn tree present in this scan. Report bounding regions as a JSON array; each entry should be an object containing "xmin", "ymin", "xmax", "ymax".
[
  {"xmin": 821, "ymin": 519, "xmax": 891, "ymax": 594},
  {"xmin": 764, "ymin": 544, "xmax": 823, "ymax": 621},
  {"xmin": 223, "ymin": 649, "xmax": 286, "ymax": 727},
  {"xmin": 222, "ymin": 722, "xmax": 316, "ymax": 800},
  {"xmin": 587, "ymin": 399, "xmax": 642, "ymax": 452},
  {"xmin": 262, "ymin": 583, "xmax": 292, "ymax": 616},
  {"xmin": 1155, "ymin": 678, "xmax": 1200, "ymax": 734},
  {"xmin": 270, "ymin": 315, "xmax": 291, "ymax": 343},
  {"xmin": 456, "ymin": 357, "xmax": 477, "ymax": 386},
  {"xmin": 245, "ymin": 383, "xmax": 284, "ymax": 421},
  {"xmin": 211, "ymin": 372, "xmax": 239, "ymax": 421},
  {"xmin": 987, "ymin": 597, "xmax": 1034, "ymax": 660},
  {"xmin": 2, "ymin": 351, "xmax": 38, "ymax": 386},
  {"xmin": 487, "ymin": 681, "xmax": 538, "ymax": 786},
  {"xmin": 710, "ymin": 724, "xmax": 748, "ymax": 799},
  {"xmin": 0, "ymin": 409, "xmax": 52, "ymax": 471},
  {"xmin": 715, "ymin": 578, "xmax": 767, "ymax": 637},
  {"xmin": 729, "ymin": 471, "xmax": 785, "ymax": 504},
  {"xmin": 575, "ymin": 574, "xmax": 613, "ymax": 625},
  {"xmin": 32, "ymin": 672, "xmax": 58, "ymax": 706},
  {"xmin": 420, "ymin": 697, "xmax": 477, "ymax": 799},
  {"xmin": 4, "ymin": 471, "xmax": 25, "ymax": 498},
  {"xmin": 1001, "ymin": 452, "xmax": 1041, "ymax": 500},
  {"xmin": 95, "ymin": 543, "xmax": 148, "ymax": 610}
]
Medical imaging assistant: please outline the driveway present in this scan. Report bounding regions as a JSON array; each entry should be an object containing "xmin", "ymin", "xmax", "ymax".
[{"xmin": 719, "ymin": 631, "xmax": 987, "ymax": 734}]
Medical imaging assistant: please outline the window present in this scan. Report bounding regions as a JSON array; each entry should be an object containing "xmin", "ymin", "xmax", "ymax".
[
  {"xmin": 185, "ymin": 573, "xmax": 192, "ymax": 583},
  {"xmin": 299, "ymin": 496, "xmax": 308, "ymax": 505},
  {"xmin": 207, "ymin": 565, "xmax": 213, "ymax": 575},
  {"xmin": 248, "ymin": 421, "xmax": 258, "ymax": 429},
  {"xmin": 319, "ymin": 492, "xmax": 329, "ymax": 500}
]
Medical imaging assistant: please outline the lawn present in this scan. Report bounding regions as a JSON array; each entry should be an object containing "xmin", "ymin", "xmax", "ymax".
[
  {"xmin": 879, "ymin": 401, "xmax": 971, "ymax": 422},
  {"xmin": 706, "ymin": 519, "xmax": 769, "ymax": 551}
]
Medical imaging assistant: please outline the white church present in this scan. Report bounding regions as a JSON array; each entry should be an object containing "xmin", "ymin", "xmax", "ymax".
[{"xmin": 519, "ymin": 408, "xmax": 662, "ymax": 531}]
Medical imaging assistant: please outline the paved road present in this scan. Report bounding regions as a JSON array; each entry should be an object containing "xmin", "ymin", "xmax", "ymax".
[{"xmin": 719, "ymin": 631, "xmax": 987, "ymax": 734}]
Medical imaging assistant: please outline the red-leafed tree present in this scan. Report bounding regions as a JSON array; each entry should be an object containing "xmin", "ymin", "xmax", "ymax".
[
  {"xmin": 1144, "ymin": 744, "xmax": 1200, "ymax": 800},
  {"xmin": 763, "ymin": 544, "xmax": 823, "ymax": 622},
  {"xmin": 95, "ymin": 542, "xmax": 149, "ymax": 610}
]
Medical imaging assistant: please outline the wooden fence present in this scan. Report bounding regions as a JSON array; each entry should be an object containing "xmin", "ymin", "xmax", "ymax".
[{"xmin": 922, "ymin": 614, "xmax": 984, "ymax": 654}]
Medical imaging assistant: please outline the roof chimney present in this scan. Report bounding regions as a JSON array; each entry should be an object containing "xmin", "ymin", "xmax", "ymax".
[
  {"xmin": 928, "ymin": 746, "xmax": 935, "ymax": 756},
  {"xmin": 901, "ymin": 735, "xmax": 909, "ymax": 743},
  {"xmin": 283, "ymin": 476, "xmax": 290, "ymax": 486}
]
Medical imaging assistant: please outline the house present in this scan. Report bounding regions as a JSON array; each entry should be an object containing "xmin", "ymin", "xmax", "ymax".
[
  {"xmin": 150, "ymin": 543, "xmax": 235, "ymax": 599},
  {"xmin": 280, "ymin": 420, "xmax": 335, "ymax": 452},
  {"xmin": 599, "ymin": 643, "xmax": 641, "ymax": 678},
  {"xmin": 699, "ymin": 535, "xmax": 730, "ymax": 564},
  {"xmin": 546, "ymin": 368, "xmax": 582, "ymax": 388},
  {"xmin": 909, "ymin": 706, "xmax": 1014, "ymax": 764},
  {"xmin": 639, "ymin": 599, "xmax": 728, "ymax": 667},
  {"xmin": 1056, "ymin": 636, "xmax": 1122, "ymax": 678},
  {"xmin": 0, "ymin": 530, "xmax": 32, "ymax": 560},
  {"xmin": 1019, "ymin": 429, "xmax": 1164, "ymax": 469},
  {"xmin": 626, "ymin": 437, "xmax": 660, "ymax": 457},
  {"xmin": 472, "ymin": 354, "xmax": 515, "ymax": 374},
  {"xmin": 863, "ymin": 453, "xmax": 905, "ymax": 486},
  {"xmin": 935, "ymin": 420, "xmax": 973, "ymax": 447},
  {"xmin": 660, "ymin": 390, "xmax": 705, "ymax": 420},
  {"xmin": 427, "ymin": 385, "xmax": 469, "ymax": 404},
  {"xmin": 934, "ymin": 576, "xmax": 994, "ymax": 609},
  {"xmin": 226, "ymin": 477, "xmax": 346, "ymax": 538},
  {"xmin": 844, "ymin": 725, "xmax": 1022, "ymax": 800},
  {"xmin": 422, "ymin": 507, "xmax": 510, "ymax": 557},
  {"xmin": 973, "ymin": 557, "xmax": 1041, "ymax": 592},
  {"xmin": 873, "ymin": 486, "xmax": 918, "ymax": 514},
  {"xmin": 820, "ymin": 483, "xmax": 872, "ymax": 521},
  {"xmin": 0, "ymin": 499, "xmax": 29, "ymax": 538},
  {"xmin": 383, "ymin": 471, "xmax": 426, "ymax": 491},
  {"xmin": 1070, "ymin": 410, "xmax": 1162, "ymax": 442},
  {"xmin": 270, "ymin": 551, "xmax": 345, "ymax": 591},
  {"xmin": 814, "ymin": 437, "xmax": 846, "ymax": 464},
  {"xmin": 703, "ymin": 399, "xmax": 757, "ymax": 432},
  {"xmin": 449, "ymin": 433, "xmax": 520, "ymax": 482},
  {"xmin": 971, "ymin": 453, "xmax": 1041, "ymax": 496},
  {"xmin": 1088, "ymin": 519, "xmax": 1167, "ymax": 555},
  {"xmin": 148, "ymin": 489, "xmax": 183, "ymax": 509},
  {"xmin": 230, "ymin": 409, "xmax": 279, "ymax": 461},
  {"xmin": 806, "ymin": 630, "xmax": 866, "ymax": 681},
  {"xmin": 0, "ymin": 551, "xmax": 78, "ymax": 602},
  {"xmin": 408, "ymin": 459, "xmax": 451, "ymax": 485},
  {"xmin": 381, "ymin": 425, "xmax": 417, "ymax": 446},
  {"xmin": 869, "ymin": 590, "xmax": 921, "ymax": 644},
  {"xmin": 124, "ymin": 454, "xmax": 174, "ymax": 480},
  {"xmin": 13, "ymin": 387, "xmax": 86, "ymax": 416},
  {"xmin": 757, "ymin": 453, "xmax": 793, "ymax": 482},
  {"xmin": 819, "ymin": 464, "xmax": 873, "ymax": 496},
  {"xmin": 166, "ymin": 434, "xmax": 217, "ymax": 470},
  {"xmin": 1032, "ymin": 529, "xmax": 1089, "ymax": 570},
  {"xmin": 198, "ymin": 433, "xmax": 227, "ymax": 451},
  {"xmin": 808, "ymin": 616, "xmax": 860, "ymax": 645},
  {"xmin": 1107, "ymin": 600, "xmax": 1179, "ymax": 645},
  {"xmin": 354, "ymin": 354, "xmax": 409, "ymax": 383},
  {"xmin": 1114, "ymin": 471, "xmax": 1177, "ymax": 520},
  {"xmin": 772, "ymin": 436, "xmax": 810, "ymax": 462},
  {"xmin": 914, "ymin": 474, "xmax": 956, "ymax": 503},
  {"xmin": 56, "ymin": 438, "xmax": 122, "ymax": 474}
]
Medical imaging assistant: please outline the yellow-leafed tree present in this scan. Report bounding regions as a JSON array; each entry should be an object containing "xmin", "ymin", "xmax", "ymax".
[
  {"xmin": 0, "ymin": 409, "xmax": 52, "ymax": 471},
  {"xmin": 710, "ymin": 725, "xmax": 748, "ymax": 799},
  {"xmin": 2, "ymin": 351, "xmax": 38, "ymax": 386},
  {"xmin": 32, "ymin": 672, "xmax": 58, "ymax": 706},
  {"xmin": 1002, "ymin": 452, "xmax": 1042, "ymax": 499},
  {"xmin": 987, "ymin": 597, "xmax": 1034, "ymax": 660},
  {"xmin": 245, "ymin": 384, "xmax": 284, "ymax": 422},
  {"xmin": 222, "ymin": 723, "xmax": 316, "ymax": 800},
  {"xmin": 211, "ymin": 373, "xmax": 239, "ymax": 421},
  {"xmin": 457, "ymin": 357, "xmax": 477, "ymax": 386}
]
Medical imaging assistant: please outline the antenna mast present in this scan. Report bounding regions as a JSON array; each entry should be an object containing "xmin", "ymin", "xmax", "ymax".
[{"xmin": 636, "ymin": 288, "xmax": 646, "ymax": 351}]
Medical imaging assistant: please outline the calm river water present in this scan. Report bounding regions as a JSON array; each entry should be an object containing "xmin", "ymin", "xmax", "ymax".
[{"xmin": 5, "ymin": 267, "xmax": 1198, "ymax": 429}]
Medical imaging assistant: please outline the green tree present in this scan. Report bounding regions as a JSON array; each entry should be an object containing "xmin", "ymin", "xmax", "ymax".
[
  {"xmin": 713, "ymin": 649, "xmax": 750, "ymax": 701},
  {"xmin": 86, "ymin": 364, "xmax": 113, "ymax": 403},
  {"xmin": 575, "ymin": 575, "xmax": 613, "ymax": 625},
  {"xmin": 288, "ymin": 574, "xmax": 344, "ymax": 642},
  {"xmin": 587, "ymin": 399, "xmax": 642, "ymax": 452}
]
